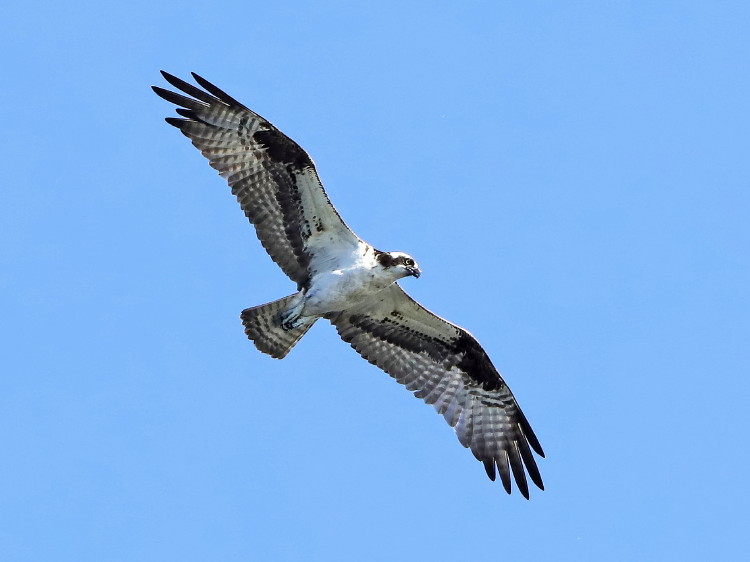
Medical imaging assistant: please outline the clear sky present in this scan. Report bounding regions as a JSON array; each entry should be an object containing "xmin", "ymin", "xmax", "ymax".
[{"xmin": 2, "ymin": 1, "xmax": 749, "ymax": 560}]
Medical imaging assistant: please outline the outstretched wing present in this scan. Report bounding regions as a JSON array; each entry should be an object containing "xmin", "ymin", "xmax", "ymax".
[
  {"xmin": 153, "ymin": 71, "xmax": 362, "ymax": 288},
  {"xmin": 328, "ymin": 284, "xmax": 545, "ymax": 498}
]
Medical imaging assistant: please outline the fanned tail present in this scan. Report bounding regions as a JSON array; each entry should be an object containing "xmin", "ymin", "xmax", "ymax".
[{"xmin": 240, "ymin": 295, "xmax": 316, "ymax": 359}]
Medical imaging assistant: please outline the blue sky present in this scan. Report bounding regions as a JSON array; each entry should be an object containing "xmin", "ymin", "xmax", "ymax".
[{"xmin": 2, "ymin": 1, "xmax": 749, "ymax": 560}]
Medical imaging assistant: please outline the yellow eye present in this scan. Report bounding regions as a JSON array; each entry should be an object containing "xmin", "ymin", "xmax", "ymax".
[{"xmin": 404, "ymin": 258, "xmax": 414, "ymax": 266}]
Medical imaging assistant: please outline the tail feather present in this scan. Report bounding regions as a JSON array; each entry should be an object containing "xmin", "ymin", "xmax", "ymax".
[{"xmin": 240, "ymin": 295, "xmax": 316, "ymax": 359}]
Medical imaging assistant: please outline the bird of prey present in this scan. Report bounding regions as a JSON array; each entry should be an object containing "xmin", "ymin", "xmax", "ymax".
[{"xmin": 153, "ymin": 71, "xmax": 545, "ymax": 498}]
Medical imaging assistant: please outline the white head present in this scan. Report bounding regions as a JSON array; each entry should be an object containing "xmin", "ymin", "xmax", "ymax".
[{"xmin": 375, "ymin": 250, "xmax": 421, "ymax": 280}]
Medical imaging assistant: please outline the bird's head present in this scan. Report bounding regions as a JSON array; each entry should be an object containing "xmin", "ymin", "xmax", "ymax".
[{"xmin": 376, "ymin": 251, "xmax": 421, "ymax": 280}]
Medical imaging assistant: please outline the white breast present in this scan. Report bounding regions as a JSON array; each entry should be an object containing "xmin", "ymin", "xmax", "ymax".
[{"xmin": 302, "ymin": 245, "xmax": 397, "ymax": 316}]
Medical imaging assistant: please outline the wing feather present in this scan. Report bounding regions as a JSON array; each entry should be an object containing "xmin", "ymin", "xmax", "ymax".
[
  {"xmin": 154, "ymin": 71, "xmax": 361, "ymax": 287},
  {"xmin": 161, "ymin": 72, "xmax": 222, "ymax": 105},
  {"xmin": 497, "ymin": 450, "xmax": 513, "ymax": 494},
  {"xmin": 329, "ymin": 284, "xmax": 545, "ymax": 498}
]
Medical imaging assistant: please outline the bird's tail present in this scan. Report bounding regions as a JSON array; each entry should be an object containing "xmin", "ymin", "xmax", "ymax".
[{"xmin": 240, "ymin": 294, "xmax": 316, "ymax": 359}]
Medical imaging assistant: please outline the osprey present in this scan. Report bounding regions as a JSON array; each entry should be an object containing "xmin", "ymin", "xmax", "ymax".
[{"xmin": 153, "ymin": 72, "xmax": 545, "ymax": 498}]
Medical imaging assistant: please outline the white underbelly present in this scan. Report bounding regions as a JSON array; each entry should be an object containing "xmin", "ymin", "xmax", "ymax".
[{"xmin": 302, "ymin": 269, "xmax": 391, "ymax": 316}]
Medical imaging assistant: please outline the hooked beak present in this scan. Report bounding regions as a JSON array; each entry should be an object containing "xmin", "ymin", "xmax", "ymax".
[{"xmin": 407, "ymin": 267, "xmax": 421, "ymax": 278}]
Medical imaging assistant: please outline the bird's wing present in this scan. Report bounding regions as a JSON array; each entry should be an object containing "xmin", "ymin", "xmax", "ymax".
[
  {"xmin": 328, "ymin": 284, "xmax": 545, "ymax": 498},
  {"xmin": 153, "ymin": 72, "xmax": 362, "ymax": 288}
]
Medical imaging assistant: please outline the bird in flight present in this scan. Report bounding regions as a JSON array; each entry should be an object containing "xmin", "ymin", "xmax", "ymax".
[{"xmin": 153, "ymin": 72, "xmax": 545, "ymax": 498}]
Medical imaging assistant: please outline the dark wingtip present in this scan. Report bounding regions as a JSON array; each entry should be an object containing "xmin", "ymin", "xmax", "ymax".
[
  {"xmin": 160, "ymin": 70, "xmax": 178, "ymax": 82},
  {"xmin": 515, "ymin": 436, "xmax": 545, "ymax": 491},
  {"xmin": 157, "ymin": 71, "xmax": 220, "ymax": 105},
  {"xmin": 483, "ymin": 459, "xmax": 496, "ymax": 481},
  {"xmin": 152, "ymin": 85, "xmax": 176, "ymax": 103},
  {"xmin": 159, "ymin": 70, "xmax": 187, "ymax": 91},
  {"xmin": 516, "ymin": 474, "xmax": 531, "ymax": 499},
  {"xmin": 508, "ymin": 445, "xmax": 530, "ymax": 499},
  {"xmin": 534, "ymin": 440, "xmax": 546, "ymax": 458},
  {"xmin": 518, "ymin": 410, "xmax": 545, "ymax": 458},
  {"xmin": 191, "ymin": 72, "xmax": 247, "ymax": 109},
  {"xmin": 164, "ymin": 117, "xmax": 187, "ymax": 128},
  {"xmin": 526, "ymin": 466, "xmax": 545, "ymax": 492},
  {"xmin": 497, "ymin": 455, "xmax": 512, "ymax": 494}
]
